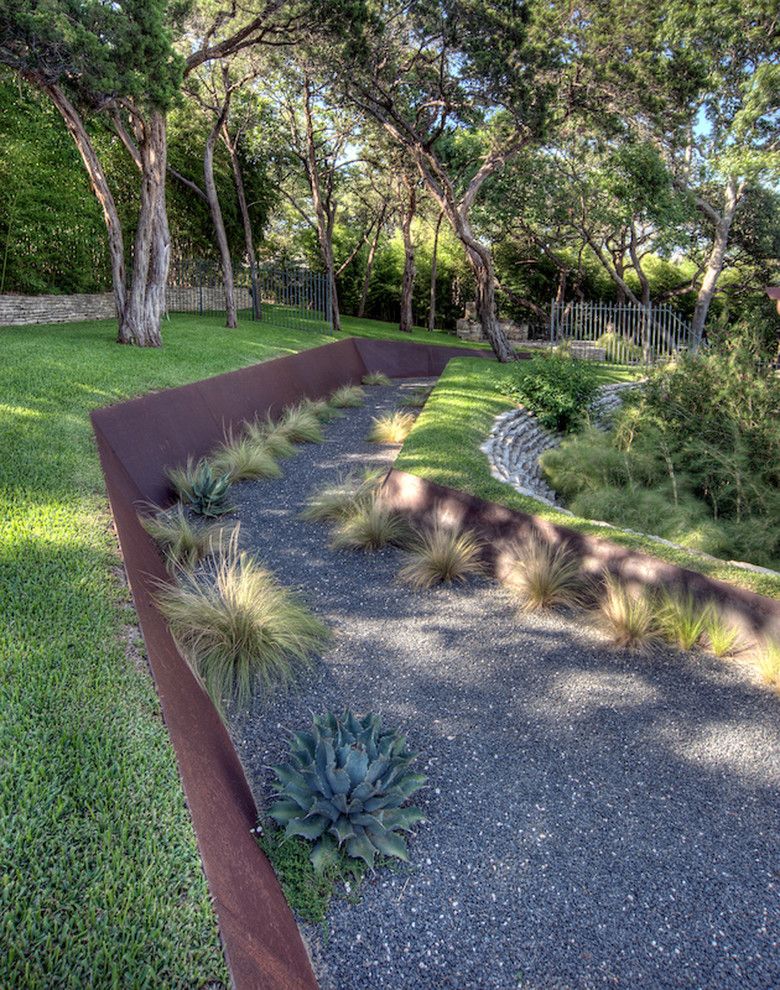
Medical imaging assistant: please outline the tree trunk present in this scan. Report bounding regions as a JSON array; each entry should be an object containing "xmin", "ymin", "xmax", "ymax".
[
  {"xmin": 469, "ymin": 245, "xmax": 514, "ymax": 362},
  {"xmin": 303, "ymin": 77, "xmax": 340, "ymax": 331},
  {"xmin": 120, "ymin": 111, "xmax": 169, "ymax": 347},
  {"xmin": 222, "ymin": 124, "xmax": 259, "ymax": 318},
  {"xmin": 358, "ymin": 207, "xmax": 384, "ymax": 318},
  {"xmin": 691, "ymin": 178, "xmax": 740, "ymax": 349},
  {"xmin": 428, "ymin": 209, "xmax": 443, "ymax": 331},
  {"xmin": 43, "ymin": 83, "xmax": 127, "ymax": 328},
  {"xmin": 205, "ymin": 98, "xmax": 237, "ymax": 328},
  {"xmin": 399, "ymin": 178, "xmax": 417, "ymax": 333}
]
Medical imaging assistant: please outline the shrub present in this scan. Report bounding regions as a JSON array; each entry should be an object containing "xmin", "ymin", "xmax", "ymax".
[
  {"xmin": 595, "ymin": 573, "xmax": 660, "ymax": 648},
  {"xmin": 505, "ymin": 537, "xmax": 588, "ymax": 611},
  {"xmin": 702, "ymin": 609, "xmax": 740, "ymax": 658},
  {"xmin": 139, "ymin": 503, "xmax": 227, "ymax": 573},
  {"xmin": 330, "ymin": 385, "xmax": 365, "ymax": 408},
  {"xmin": 362, "ymin": 371, "xmax": 392, "ymax": 386},
  {"xmin": 301, "ymin": 470, "xmax": 382, "ymax": 522},
  {"xmin": 757, "ymin": 641, "xmax": 780, "ymax": 691},
  {"xmin": 245, "ymin": 416, "xmax": 297, "ymax": 460},
  {"xmin": 658, "ymin": 591, "xmax": 709, "ymax": 650},
  {"xmin": 166, "ymin": 458, "xmax": 233, "ymax": 517},
  {"xmin": 399, "ymin": 525, "xmax": 484, "ymax": 589},
  {"xmin": 269, "ymin": 710, "xmax": 426, "ymax": 870},
  {"xmin": 210, "ymin": 431, "xmax": 282, "ymax": 482},
  {"xmin": 154, "ymin": 534, "xmax": 328, "ymax": 712},
  {"xmin": 596, "ymin": 331, "xmax": 644, "ymax": 364},
  {"xmin": 330, "ymin": 498, "xmax": 414, "ymax": 551},
  {"xmin": 498, "ymin": 354, "xmax": 601, "ymax": 432},
  {"xmin": 276, "ymin": 404, "xmax": 324, "ymax": 443},
  {"xmin": 368, "ymin": 410, "xmax": 417, "ymax": 444}
]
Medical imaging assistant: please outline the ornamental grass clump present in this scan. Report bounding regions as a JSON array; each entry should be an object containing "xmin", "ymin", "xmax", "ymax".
[
  {"xmin": 166, "ymin": 457, "xmax": 233, "ymax": 517},
  {"xmin": 301, "ymin": 469, "xmax": 382, "ymax": 523},
  {"xmin": 595, "ymin": 573, "xmax": 659, "ymax": 649},
  {"xmin": 362, "ymin": 371, "xmax": 392, "ymax": 386},
  {"xmin": 505, "ymin": 537, "xmax": 588, "ymax": 611},
  {"xmin": 702, "ymin": 608, "xmax": 740, "ymax": 658},
  {"xmin": 757, "ymin": 641, "xmax": 780, "ymax": 691},
  {"xmin": 330, "ymin": 384, "xmax": 365, "ymax": 408},
  {"xmin": 269, "ymin": 710, "xmax": 426, "ymax": 871},
  {"xmin": 399, "ymin": 525, "xmax": 484, "ymax": 589},
  {"xmin": 276, "ymin": 403, "xmax": 325, "ymax": 443},
  {"xmin": 658, "ymin": 591, "xmax": 708, "ymax": 651},
  {"xmin": 368, "ymin": 410, "xmax": 417, "ymax": 444},
  {"xmin": 139, "ymin": 503, "xmax": 228, "ymax": 573},
  {"xmin": 245, "ymin": 416, "xmax": 298, "ymax": 460},
  {"xmin": 400, "ymin": 385, "xmax": 433, "ymax": 408},
  {"xmin": 154, "ymin": 532, "xmax": 328, "ymax": 713},
  {"xmin": 330, "ymin": 497, "xmax": 414, "ymax": 552},
  {"xmin": 300, "ymin": 397, "xmax": 342, "ymax": 422},
  {"xmin": 210, "ymin": 431, "xmax": 282, "ymax": 482}
]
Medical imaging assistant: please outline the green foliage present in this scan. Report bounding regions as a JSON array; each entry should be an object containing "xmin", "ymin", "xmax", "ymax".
[
  {"xmin": 541, "ymin": 348, "xmax": 780, "ymax": 569},
  {"xmin": 757, "ymin": 641, "xmax": 780, "ymax": 691},
  {"xmin": 498, "ymin": 354, "xmax": 601, "ymax": 432},
  {"xmin": 399, "ymin": 525, "xmax": 484, "ymax": 589},
  {"xmin": 276, "ymin": 404, "xmax": 325, "ymax": 443},
  {"xmin": 505, "ymin": 538, "xmax": 588, "ymax": 611},
  {"xmin": 210, "ymin": 431, "xmax": 282, "ymax": 482},
  {"xmin": 400, "ymin": 384, "xmax": 434, "ymax": 408},
  {"xmin": 269, "ymin": 710, "xmax": 426, "ymax": 871},
  {"xmin": 139, "ymin": 502, "xmax": 227, "ymax": 573},
  {"xmin": 362, "ymin": 371, "xmax": 392, "ymax": 386},
  {"xmin": 258, "ymin": 823, "xmax": 367, "ymax": 924},
  {"xmin": 394, "ymin": 357, "xmax": 780, "ymax": 597},
  {"xmin": 166, "ymin": 457, "xmax": 233, "ymax": 517},
  {"xmin": 154, "ymin": 534, "xmax": 329, "ymax": 713},
  {"xmin": 702, "ymin": 610, "xmax": 740, "ymax": 658},
  {"xmin": 301, "ymin": 470, "xmax": 382, "ymax": 523},
  {"xmin": 596, "ymin": 574, "xmax": 660, "ymax": 649},
  {"xmin": 330, "ymin": 498, "xmax": 415, "ymax": 552},
  {"xmin": 658, "ymin": 591, "xmax": 708, "ymax": 651},
  {"xmin": 330, "ymin": 384, "xmax": 366, "ymax": 408},
  {"xmin": 596, "ymin": 331, "xmax": 644, "ymax": 364}
]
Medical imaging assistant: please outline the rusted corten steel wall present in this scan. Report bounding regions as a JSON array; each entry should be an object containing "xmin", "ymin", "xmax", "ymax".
[
  {"xmin": 90, "ymin": 337, "xmax": 490, "ymax": 990},
  {"xmin": 380, "ymin": 470, "xmax": 780, "ymax": 646}
]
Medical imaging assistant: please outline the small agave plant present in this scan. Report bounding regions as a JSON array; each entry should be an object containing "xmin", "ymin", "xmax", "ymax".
[
  {"xmin": 269, "ymin": 710, "xmax": 426, "ymax": 871},
  {"xmin": 168, "ymin": 458, "xmax": 233, "ymax": 517}
]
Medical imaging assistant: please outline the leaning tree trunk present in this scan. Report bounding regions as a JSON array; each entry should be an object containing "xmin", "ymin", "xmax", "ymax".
[
  {"xmin": 691, "ymin": 179, "xmax": 740, "ymax": 350},
  {"xmin": 428, "ymin": 209, "xmax": 443, "ymax": 331},
  {"xmin": 358, "ymin": 207, "xmax": 385, "ymax": 319},
  {"xmin": 43, "ymin": 82, "xmax": 127, "ymax": 330},
  {"xmin": 468, "ymin": 245, "xmax": 514, "ymax": 363},
  {"xmin": 399, "ymin": 179, "xmax": 416, "ymax": 333},
  {"xmin": 222, "ymin": 125, "xmax": 259, "ymax": 318},
  {"xmin": 204, "ymin": 104, "xmax": 237, "ymax": 329},
  {"xmin": 120, "ymin": 111, "xmax": 170, "ymax": 347}
]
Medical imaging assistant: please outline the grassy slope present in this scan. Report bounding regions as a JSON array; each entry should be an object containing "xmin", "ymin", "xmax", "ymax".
[
  {"xmin": 395, "ymin": 358, "xmax": 780, "ymax": 600},
  {"xmin": 0, "ymin": 311, "xmax": 478, "ymax": 988}
]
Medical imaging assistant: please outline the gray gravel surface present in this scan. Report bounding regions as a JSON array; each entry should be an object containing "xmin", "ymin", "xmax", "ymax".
[{"xmin": 226, "ymin": 380, "xmax": 780, "ymax": 990}]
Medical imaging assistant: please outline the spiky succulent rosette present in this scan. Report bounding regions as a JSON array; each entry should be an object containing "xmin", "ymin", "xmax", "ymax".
[{"xmin": 269, "ymin": 711, "xmax": 426, "ymax": 871}]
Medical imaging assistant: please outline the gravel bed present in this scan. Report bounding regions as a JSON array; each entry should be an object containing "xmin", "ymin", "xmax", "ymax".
[{"xmin": 226, "ymin": 380, "xmax": 780, "ymax": 990}]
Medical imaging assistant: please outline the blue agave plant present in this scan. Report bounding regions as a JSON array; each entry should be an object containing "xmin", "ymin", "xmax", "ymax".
[{"xmin": 269, "ymin": 710, "xmax": 426, "ymax": 871}]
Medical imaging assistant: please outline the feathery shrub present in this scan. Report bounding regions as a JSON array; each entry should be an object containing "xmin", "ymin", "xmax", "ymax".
[
  {"xmin": 210, "ymin": 431, "xmax": 282, "ymax": 482},
  {"xmin": 330, "ymin": 498, "xmax": 414, "ymax": 552},
  {"xmin": 330, "ymin": 384, "xmax": 365, "ymax": 408},
  {"xmin": 368, "ymin": 410, "xmax": 416, "ymax": 444},
  {"xmin": 140, "ymin": 503, "xmax": 227, "ymax": 573},
  {"xmin": 362, "ymin": 372, "xmax": 392, "ymax": 386},
  {"xmin": 399, "ymin": 525, "xmax": 484, "ymax": 589},
  {"xmin": 595, "ymin": 574, "xmax": 659, "ymax": 648},
  {"xmin": 505, "ymin": 537, "xmax": 587, "ymax": 611}
]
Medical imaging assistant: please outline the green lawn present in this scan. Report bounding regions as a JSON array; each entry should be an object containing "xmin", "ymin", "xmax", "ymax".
[
  {"xmin": 395, "ymin": 358, "xmax": 780, "ymax": 600},
  {"xmin": 0, "ymin": 311, "xmax": 479, "ymax": 988}
]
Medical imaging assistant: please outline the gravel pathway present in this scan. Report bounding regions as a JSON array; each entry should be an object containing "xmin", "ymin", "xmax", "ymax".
[{"xmin": 227, "ymin": 380, "xmax": 780, "ymax": 990}]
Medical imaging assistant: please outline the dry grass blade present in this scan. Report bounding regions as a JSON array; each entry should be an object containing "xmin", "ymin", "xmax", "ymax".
[
  {"xmin": 506, "ymin": 537, "xmax": 588, "ymax": 611},
  {"xmin": 330, "ymin": 498, "xmax": 414, "ymax": 552},
  {"xmin": 399, "ymin": 525, "xmax": 484, "ymax": 589},
  {"xmin": 276, "ymin": 404, "xmax": 325, "ymax": 443},
  {"xmin": 210, "ymin": 431, "xmax": 282, "ymax": 482},
  {"xmin": 658, "ymin": 591, "xmax": 708, "ymax": 650},
  {"xmin": 596, "ymin": 573, "xmax": 659, "ymax": 649},
  {"xmin": 368, "ymin": 410, "xmax": 417, "ymax": 444},
  {"xmin": 702, "ymin": 607, "xmax": 740, "ymax": 658},
  {"xmin": 300, "ymin": 470, "xmax": 379, "ymax": 522},
  {"xmin": 154, "ymin": 533, "xmax": 329, "ymax": 713},
  {"xmin": 756, "ymin": 641, "xmax": 780, "ymax": 691},
  {"xmin": 329, "ymin": 384, "xmax": 365, "ymax": 408},
  {"xmin": 139, "ymin": 503, "xmax": 228, "ymax": 573},
  {"xmin": 362, "ymin": 371, "xmax": 392, "ymax": 386}
]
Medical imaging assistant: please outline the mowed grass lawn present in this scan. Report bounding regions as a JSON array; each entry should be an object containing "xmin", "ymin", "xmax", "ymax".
[
  {"xmin": 0, "ymin": 311, "xmax": 478, "ymax": 988},
  {"xmin": 395, "ymin": 357, "xmax": 780, "ymax": 600}
]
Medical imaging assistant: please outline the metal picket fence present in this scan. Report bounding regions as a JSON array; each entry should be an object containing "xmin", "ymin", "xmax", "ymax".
[
  {"xmin": 165, "ymin": 259, "xmax": 332, "ymax": 332},
  {"xmin": 549, "ymin": 300, "xmax": 692, "ymax": 365}
]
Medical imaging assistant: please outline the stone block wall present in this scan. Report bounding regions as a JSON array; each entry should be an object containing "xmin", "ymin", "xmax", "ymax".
[{"xmin": 0, "ymin": 293, "xmax": 116, "ymax": 326}]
